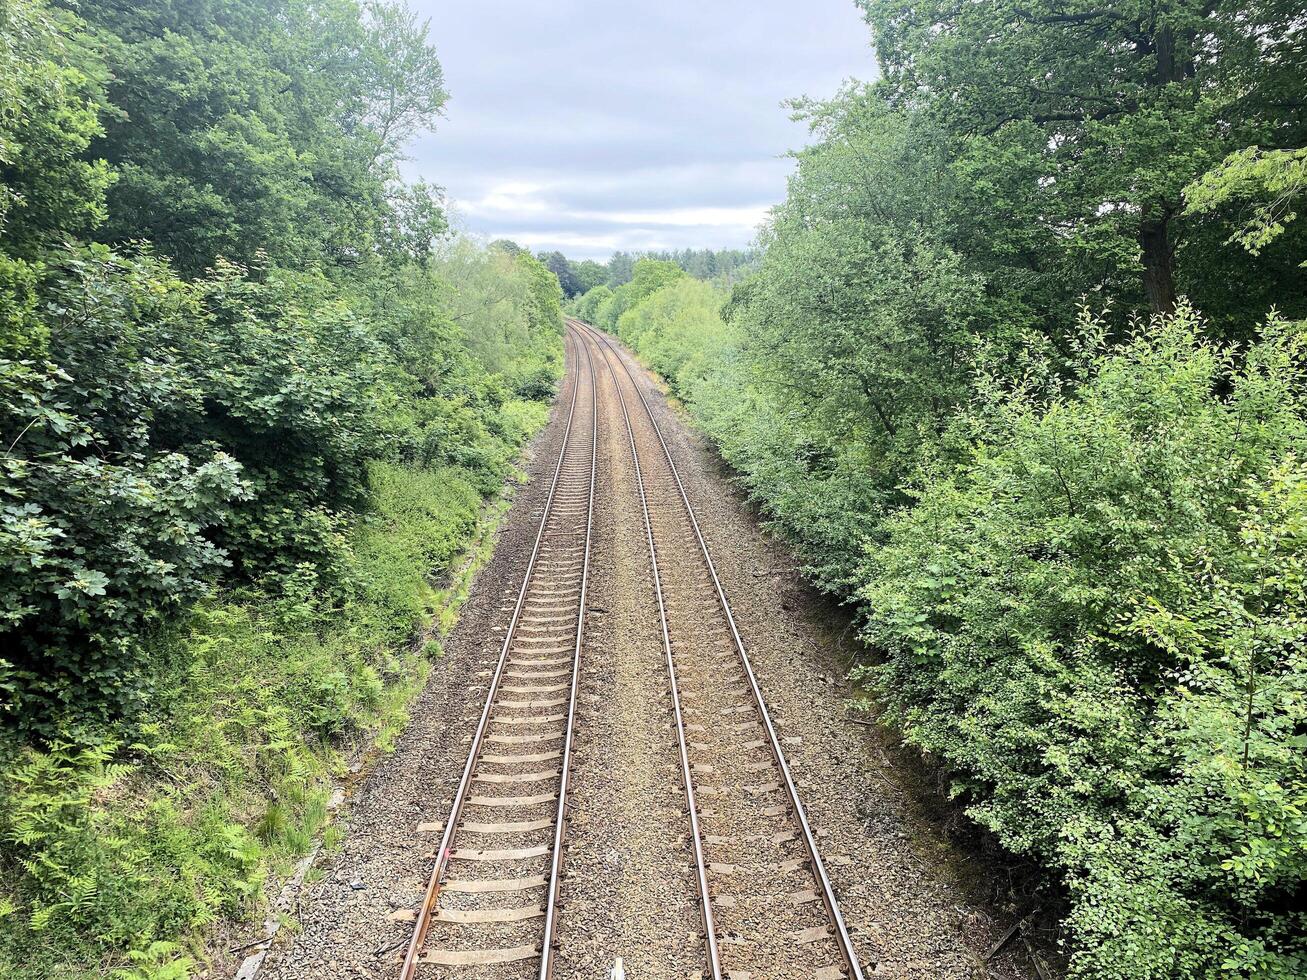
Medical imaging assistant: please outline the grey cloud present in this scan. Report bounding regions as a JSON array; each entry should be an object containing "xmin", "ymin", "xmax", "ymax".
[{"xmin": 403, "ymin": 0, "xmax": 876, "ymax": 260}]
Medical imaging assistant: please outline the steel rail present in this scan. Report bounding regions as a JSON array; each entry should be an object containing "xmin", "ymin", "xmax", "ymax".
[
  {"xmin": 569, "ymin": 318, "xmax": 865, "ymax": 980},
  {"xmin": 400, "ymin": 329, "xmax": 597, "ymax": 980},
  {"xmin": 569, "ymin": 322, "xmax": 723, "ymax": 980},
  {"xmin": 538, "ymin": 331, "xmax": 599, "ymax": 979}
]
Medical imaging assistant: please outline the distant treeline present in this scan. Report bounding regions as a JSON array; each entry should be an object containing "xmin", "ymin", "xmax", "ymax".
[
  {"xmin": 570, "ymin": 0, "xmax": 1307, "ymax": 976},
  {"xmin": 534, "ymin": 246, "xmax": 757, "ymax": 297}
]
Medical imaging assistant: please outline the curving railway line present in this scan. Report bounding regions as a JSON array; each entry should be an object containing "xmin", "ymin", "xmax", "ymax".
[
  {"xmin": 400, "ymin": 330, "xmax": 598, "ymax": 979},
  {"xmin": 398, "ymin": 321, "xmax": 863, "ymax": 979}
]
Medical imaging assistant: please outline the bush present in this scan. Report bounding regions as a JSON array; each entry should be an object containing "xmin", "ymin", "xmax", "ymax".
[
  {"xmin": 570, "ymin": 283, "xmax": 612, "ymax": 323},
  {"xmin": 0, "ymin": 455, "xmax": 545, "ymax": 978},
  {"xmin": 594, "ymin": 258, "xmax": 684, "ymax": 330},
  {"xmin": 616, "ymin": 277, "xmax": 733, "ymax": 396},
  {"xmin": 855, "ymin": 304, "xmax": 1307, "ymax": 977},
  {"xmin": 1, "ymin": 249, "xmax": 246, "ymax": 729},
  {"xmin": 0, "ymin": 247, "xmax": 394, "ymax": 729}
]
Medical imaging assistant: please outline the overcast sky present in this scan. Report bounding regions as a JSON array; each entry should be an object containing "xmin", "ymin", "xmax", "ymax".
[{"xmin": 401, "ymin": 1, "xmax": 877, "ymax": 261}]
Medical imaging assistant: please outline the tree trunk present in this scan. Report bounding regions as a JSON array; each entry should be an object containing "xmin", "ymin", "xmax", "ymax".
[{"xmin": 1140, "ymin": 216, "xmax": 1176, "ymax": 314}]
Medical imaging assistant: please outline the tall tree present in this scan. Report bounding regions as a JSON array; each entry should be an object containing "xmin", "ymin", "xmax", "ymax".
[
  {"xmin": 861, "ymin": 0, "xmax": 1307, "ymax": 314},
  {"xmin": 72, "ymin": 0, "xmax": 447, "ymax": 274},
  {"xmin": 0, "ymin": 0, "xmax": 112, "ymax": 258},
  {"xmin": 605, "ymin": 250, "xmax": 634, "ymax": 287},
  {"xmin": 570, "ymin": 258, "xmax": 606, "ymax": 294},
  {"xmin": 537, "ymin": 249, "xmax": 580, "ymax": 296}
]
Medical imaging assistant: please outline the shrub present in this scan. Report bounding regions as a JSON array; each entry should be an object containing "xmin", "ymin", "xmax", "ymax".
[
  {"xmin": 0, "ymin": 453, "xmax": 546, "ymax": 978},
  {"xmin": 570, "ymin": 283, "xmax": 612, "ymax": 323},
  {"xmin": 1, "ymin": 249, "xmax": 247, "ymax": 729},
  {"xmin": 0, "ymin": 247, "xmax": 395, "ymax": 729},
  {"xmin": 616, "ymin": 277, "xmax": 733, "ymax": 395},
  {"xmin": 856, "ymin": 304, "xmax": 1307, "ymax": 977},
  {"xmin": 594, "ymin": 258, "xmax": 684, "ymax": 330}
]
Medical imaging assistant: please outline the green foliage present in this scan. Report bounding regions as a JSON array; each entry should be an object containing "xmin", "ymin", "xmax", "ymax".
[
  {"xmin": 0, "ymin": 246, "xmax": 406, "ymax": 728},
  {"xmin": 571, "ymin": 283, "xmax": 612, "ymax": 324},
  {"xmin": 536, "ymin": 250, "xmax": 582, "ymax": 297},
  {"xmin": 639, "ymin": 247, "xmax": 758, "ymax": 284},
  {"xmin": 556, "ymin": 249, "xmax": 754, "ymax": 303},
  {"xmin": 0, "ymin": 0, "xmax": 560, "ymax": 972},
  {"xmin": 569, "ymin": 258, "xmax": 606, "ymax": 295},
  {"xmin": 593, "ymin": 258, "xmax": 685, "ymax": 331},
  {"xmin": 1186, "ymin": 147, "xmax": 1307, "ymax": 263},
  {"xmin": 0, "ymin": 452, "xmax": 544, "ymax": 978},
  {"xmin": 110, "ymin": 942, "xmax": 195, "ymax": 980},
  {"xmin": 615, "ymin": 277, "xmax": 734, "ymax": 399},
  {"xmin": 1, "ymin": 248, "xmax": 246, "ymax": 728},
  {"xmin": 80, "ymin": 0, "xmax": 448, "ymax": 274},
  {"xmin": 425, "ymin": 241, "xmax": 562, "ymax": 400},
  {"xmin": 605, "ymin": 250, "xmax": 634, "ymax": 287},
  {"xmin": 352, "ymin": 461, "xmax": 483, "ymax": 641},
  {"xmin": 0, "ymin": 735, "xmax": 264, "ymax": 974},
  {"xmin": 0, "ymin": 0, "xmax": 113, "ymax": 255},
  {"xmin": 856, "ymin": 305, "xmax": 1307, "ymax": 976},
  {"xmin": 858, "ymin": 0, "xmax": 1307, "ymax": 324}
]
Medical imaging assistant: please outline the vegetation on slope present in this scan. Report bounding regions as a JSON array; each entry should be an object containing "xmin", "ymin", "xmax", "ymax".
[
  {"xmin": 567, "ymin": 2, "xmax": 1306, "ymax": 975},
  {"xmin": 0, "ymin": 0, "xmax": 561, "ymax": 975}
]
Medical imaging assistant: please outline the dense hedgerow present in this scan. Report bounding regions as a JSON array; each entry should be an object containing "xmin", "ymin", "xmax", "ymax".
[
  {"xmin": 596, "ymin": 176, "xmax": 1307, "ymax": 980},
  {"xmin": 0, "ymin": 243, "xmax": 560, "ymax": 731},
  {"xmin": 612, "ymin": 276, "xmax": 1307, "ymax": 978},
  {"xmin": 858, "ymin": 306, "xmax": 1307, "ymax": 977},
  {"xmin": 0, "ymin": 456, "xmax": 538, "ymax": 978},
  {"xmin": 1, "ymin": 0, "xmax": 562, "ymax": 974}
]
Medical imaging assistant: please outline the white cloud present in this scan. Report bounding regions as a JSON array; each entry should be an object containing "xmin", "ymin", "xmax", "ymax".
[
  {"xmin": 586, "ymin": 205, "xmax": 772, "ymax": 229},
  {"xmin": 405, "ymin": 0, "xmax": 876, "ymax": 259}
]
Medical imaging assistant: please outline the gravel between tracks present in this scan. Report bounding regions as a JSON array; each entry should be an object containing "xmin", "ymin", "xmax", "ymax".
[{"xmin": 549, "ymin": 337, "xmax": 704, "ymax": 978}]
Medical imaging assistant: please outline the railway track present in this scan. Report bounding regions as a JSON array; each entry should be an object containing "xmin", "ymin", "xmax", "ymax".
[
  {"xmin": 399, "ymin": 330, "xmax": 598, "ymax": 979},
  {"xmin": 399, "ymin": 321, "xmax": 862, "ymax": 978},
  {"xmin": 568, "ymin": 319, "xmax": 864, "ymax": 980}
]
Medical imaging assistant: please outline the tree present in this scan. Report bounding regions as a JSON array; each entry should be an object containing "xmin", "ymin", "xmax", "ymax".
[
  {"xmin": 571, "ymin": 283, "xmax": 611, "ymax": 323},
  {"xmin": 858, "ymin": 305, "xmax": 1307, "ymax": 977},
  {"xmin": 77, "ymin": 0, "xmax": 447, "ymax": 274},
  {"xmin": 861, "ymin": 0, "xmax": 1307, "ymax": 315},
  {"xmin": 605, "ymin": 250, "xmax": 634, "ymax": 287},
  {"xmin": 352, "ymin": 0, "xmax": 446, "ymax": 170},
  {"xmin": 1186, "ymin": 146, "xmax": 1307, "ymax": 263},
  {"xmin": 536, "ymin": 250, "xmax": 580, "ymax": 296},
  {"xmin": 596, "ymin": 258, "xmax": 684, "ymax": 330},
  {"xmin": 570, "ymin": 258, "xmax": 605, "ymax": 294},
  {"xmin": 0, "ymin": 0, "xmax": 113, "ymax": 257}
]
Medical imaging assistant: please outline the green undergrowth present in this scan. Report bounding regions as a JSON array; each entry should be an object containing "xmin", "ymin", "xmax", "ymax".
[{"xmin": 0, "ymin": 441, "xmax": 544, "ymax": 978}]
